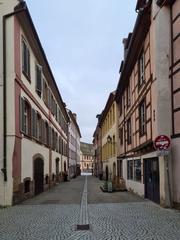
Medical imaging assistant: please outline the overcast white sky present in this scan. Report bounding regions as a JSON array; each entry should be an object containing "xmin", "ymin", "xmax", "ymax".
[{"xmin": 26, "ymin": 0, "xmax": 137, "ymax": 143}]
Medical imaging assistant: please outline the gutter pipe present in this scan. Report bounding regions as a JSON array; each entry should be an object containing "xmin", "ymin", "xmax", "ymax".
[{"xmin": 1, "ymin": 4, "xmax": 26, "ymax": 181}]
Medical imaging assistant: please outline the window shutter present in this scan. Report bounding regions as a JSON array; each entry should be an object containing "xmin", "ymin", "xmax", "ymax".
[
  {"xmin": 27, "ymin": 48, "xmax": 30, "ymax": 77},
  {"xmin": 31, "ymin": 109, "xmax": 37, "ymax": 138},
  {"xmin": 36, "ymin": 64, "xmax": 42, "ymax": 96},
  {"xmin": 22, "ymin": 40, "xmax": 30, "ymax": 78},
  {"xmin": 44, "ymin": 121, "xmax": 46, "ymax": 144},
  {"xmin": 38, "ymin": 115, "xmax": 42, "ymax": 141},
  {"xmin": 49, "ymin": 126, "xmax": 51, "ymax": 147},
  {"xmin": 31, "ymin": 109, "xmax": 34, "ymax": 136},
  {"xmin": 22, "ymin": 41, "xmax": 25, "ymax": 73},
  {"xmin": 59, "ymin": 137, "xmax": 61, "ymax": 153},
  {"xmin": 31, "ymin": 109, "xmax": 35, "ymax": 137},
  {"xmin": 42, "ymin": 79, "xmax": 45, "ymax": 102},
  {"xmin": 48, "ymin": 89, "xmax": 51, "ymax": 108},
  {"xmin": 20, "ymin": 97, "xmax": 25, "ymax": 133},
  {"xmin": 55, "ymin": 104, "xmax": 57, "ymax": 120},
  {"xmin": 41, "ymin": 120, "xmax": 45, "ymax": 143}
]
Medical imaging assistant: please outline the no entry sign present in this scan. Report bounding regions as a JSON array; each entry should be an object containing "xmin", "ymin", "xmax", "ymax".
[{"xmin": 154, "ymin": 135, "xmax": 170, "ymax": 151}]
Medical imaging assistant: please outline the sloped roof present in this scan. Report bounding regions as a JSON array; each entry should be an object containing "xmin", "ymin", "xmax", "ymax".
[{"xmin": 14, "ymin": 1, "xmax": 69, "ymax": 122}]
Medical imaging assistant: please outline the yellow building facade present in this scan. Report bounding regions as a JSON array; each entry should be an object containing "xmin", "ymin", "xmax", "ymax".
[{"xmin": 100, "ymin": 92, "xmax": 118, "ymax": 180}]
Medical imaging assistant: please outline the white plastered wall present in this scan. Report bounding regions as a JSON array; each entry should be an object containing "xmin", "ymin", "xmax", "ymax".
[
  {"xmin": 151, "ymin": 1, "xmax": 172, "ymax": 207},
  {"xmin": 0, "ymin": 0, "xmax": 20, "ymax": 206}
]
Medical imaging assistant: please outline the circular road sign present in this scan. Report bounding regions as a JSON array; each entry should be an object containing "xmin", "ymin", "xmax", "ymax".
[{"xmin": 154, "ymin": 135, "xmax": 170, "ymax": 151}]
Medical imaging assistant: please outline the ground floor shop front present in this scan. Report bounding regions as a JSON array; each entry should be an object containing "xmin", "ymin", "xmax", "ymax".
[{"xmin": 118, "ymin": 151, "xmax": 173, "ymax": 207}]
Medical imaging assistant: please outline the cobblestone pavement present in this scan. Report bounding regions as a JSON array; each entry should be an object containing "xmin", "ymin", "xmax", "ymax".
[
  {"xmin": 23, "ymin": 176, "xmax": 84, "ymax": 205},
  {"xmin": 0, "ymin": 176, "xmax": 180, "ymax": 240},
  {"xmin": 87, "ymin": 176, "xmax": 145, "ymax": 204}
]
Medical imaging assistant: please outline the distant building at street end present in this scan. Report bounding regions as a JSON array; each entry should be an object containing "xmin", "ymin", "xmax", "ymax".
[
  {"xmin": 80, "ymin": 142, "xmax": 94, "ymax": 173},
  {"xmin": 0, "ymin": 0, "xmax": 69, "ymax": 206},
  {"xmin": 67, "ymin": 110, "xmax": 81, "ymax": 178}
]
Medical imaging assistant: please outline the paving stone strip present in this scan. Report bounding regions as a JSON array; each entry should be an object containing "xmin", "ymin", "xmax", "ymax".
[{"xmin": 77, "ymin": 175, "xmax": 90, "ymax": 230}]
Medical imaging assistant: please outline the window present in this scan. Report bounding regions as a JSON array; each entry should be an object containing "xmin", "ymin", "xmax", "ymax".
[
  {"xmin": 119, "ymin": 98, "xmax": 123, "ymax": 116},
  {"xmin": 126, "ymin": 83, "xmax": 131, "ymax": 108},
  {"xmin": 51, "ymin": 128, "xmax": 55, "ymax": 150},
  {"xmin": 119, "ymin": 127, "xmax": 123, "ymax": 145},
  {"xmin": 138, "ymin": 50, "xmax": 145, "ymax": 87},
  {"xmin": 31, "ymin": 109, "xmax": 37, "ymax": 138},
  {"xmin": 50, "ymin": 93, "xmax": 54, "ymax": 115},
  {"xmin": 117, "ymin": 160, "xmax": 123, "ymax": 178},
  {"xmin": 59, "ymin": 137, "xmax": 61, "ymax": 154},
  {"xmin": 112, "ymin": 104, "xmax": 115, "ymax": 123},
  {"xmin": 127, "ymin": 159, "xmax": 141, "ymax": 182},
  {"xmin": 22, "ymin": 39, "xmax": 30, "ymax": 79},
  {"xmin": 59, "ymin": 109, "xmax": 62, "ymax": 126},
  {"xmin": 37, "ymin": 114, "xmax": 42, "ymax": 141},
  {"xmin": 61, "ymin": 138, "xmax": 63, "ymax": 154},
  {"xmin": 20, "ymin": 98, "xmax": 31, "ymax": 136},
  {"xmin": 127, "ymin": 118, "xmax": 132, "ymax": 145},
  {"xmin": 35, "ymin": 64, "xmax": 42, "ymax": 97},
  {"xmin": 45, "ymin": 121, "xmax": 49, "ymax": 145},
  {"xmin": 134, "ymin": 160, "xmax": 141, "ymax": 182},
  {"xmin": 62, "ymin": 140, "xmax": 64, "ymax": 155},
  {"xmin": 127, "ymin": 160, "xmax": 133, "ymax": 180},
  {"xmin": 110, "ymin": 109, "xmax": 112, "ymax": 126},
  {"xmin": 113, "ymin": 135, "xmax": 115, "ymax": 155},
  {"xmin": 139, "ymin": 100, "xmax": 146, "ymax": 135},
  {"xmin": 55, "ymin": 132, "xmax": 58, "ymax": 152},
  {"xmin": 43, "ymin": 79, "xmax": 48, "ymax": 105}
]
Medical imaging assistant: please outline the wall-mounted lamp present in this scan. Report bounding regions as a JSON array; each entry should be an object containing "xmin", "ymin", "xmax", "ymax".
[{"xmin": 107, "ymin": 135, "xmax": 112, "ymax": 143}]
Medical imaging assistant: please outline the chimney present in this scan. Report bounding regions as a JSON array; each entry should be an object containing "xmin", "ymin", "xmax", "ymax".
[
  {"xmin": 73, "ymin": 113, "xmax": 77, "ymax": 121},
  {"xmin": 122, "ymin": 33, "xmax": 132, "ymax": 61},
  {"xmin": 123, "ymin": 38, "xmax": 128, "ymax": 60}
]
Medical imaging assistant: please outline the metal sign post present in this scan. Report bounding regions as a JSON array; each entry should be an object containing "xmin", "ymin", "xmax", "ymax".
[{"xmin": 154, "ymin": 135, "xmax": 172, "ymax": 208}]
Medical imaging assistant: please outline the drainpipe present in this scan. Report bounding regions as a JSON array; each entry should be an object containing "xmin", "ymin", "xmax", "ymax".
[
  {"xmin": 170, "ymin": 4, "xmax": 174, "ymax": 135},
  {"xmin": 1, "ymin": 4, "xmax": 26, "ymax": 181}
]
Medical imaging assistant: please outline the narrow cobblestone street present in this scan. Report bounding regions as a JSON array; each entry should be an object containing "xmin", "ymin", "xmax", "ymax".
[{"xmin": 0, "ymin": 176, "xmax": 180, "ymax": 240}]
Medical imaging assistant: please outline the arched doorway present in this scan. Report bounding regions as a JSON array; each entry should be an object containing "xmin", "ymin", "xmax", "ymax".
[
  {"xmin": 113, "ymin": 162, "xmax": 116, "ymax": 177},
  {"xmin": 105, "ymin": 166, "xmax": 109, "ymax": 181},
  {"xmin": 34, "ymin": 158, "xmax": 44, "ymax": 195},
  {"xmin": 64, "ymin": 161, "xmax": 67, "ymax": 172},
  {"xmin": 113, "ymin": 162, "xmax": 116, "ymax": 182},
  {"xmin": 56, "ymin": 158, "xmax": 60, "ymax": 182}
]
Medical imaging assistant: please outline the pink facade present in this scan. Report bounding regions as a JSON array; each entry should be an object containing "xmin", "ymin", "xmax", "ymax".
[
  {"xmin": 171, "ymin": 0, "xmax": 180, "ymax": 207},
  {"xmin": 114, "ymin": 0, "xmax": 180, "ymax": 207}
]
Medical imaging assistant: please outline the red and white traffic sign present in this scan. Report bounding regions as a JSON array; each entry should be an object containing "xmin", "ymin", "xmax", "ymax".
[{"xmin": 154, "ymin": 135, "xmax": 170, "ymax": 151}]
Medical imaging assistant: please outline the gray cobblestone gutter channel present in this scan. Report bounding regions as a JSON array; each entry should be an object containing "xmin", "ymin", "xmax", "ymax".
[{"xmin": 77, "ymin": 175, "xmax": 90, "ymax": 230}]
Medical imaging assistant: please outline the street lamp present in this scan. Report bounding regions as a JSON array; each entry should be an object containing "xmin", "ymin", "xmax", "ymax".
[{"xmin": 107, "ymin": 135, "xmax": 112, "ymax": 143}]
